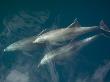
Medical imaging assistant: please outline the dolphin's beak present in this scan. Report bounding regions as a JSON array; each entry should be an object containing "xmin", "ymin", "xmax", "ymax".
[
  {"xmin": 33, "ymin": 39, "xmax": 39, "ymax": 43},
  {"xmin": 33, "ymin": 40, "xmax": 36, "ymax": 43},
  {"xmin": 33, "ymin": 38, "xmax": 38, "ymax": 43},
  {"xmin": 3, "ymin": 49, "xmax": 6, "ymax": 52},
  {"xmin": 37, "ymin": 63, "xmax": 41, "ymax": 68}
]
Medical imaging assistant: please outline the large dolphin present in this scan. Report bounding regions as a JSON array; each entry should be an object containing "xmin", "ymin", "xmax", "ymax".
[
  {"xmin": 33, "ymin": 19, "xmax": 110, "ymax": 45},
  {"xmin": 38, "ymin": 35, "xmax": 99, "ymax": 67}
]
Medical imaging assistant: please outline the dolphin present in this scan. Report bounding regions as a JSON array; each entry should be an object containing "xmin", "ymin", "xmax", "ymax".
[
  {"xmin": 4, "ymin": 36, "xmax": 43, "ymax": 52},
  {"xmin": 37, "ymin": 35, "xmax": 99, "ymax": 67},
  {"xmin": 33, "ymin": 19, "xmax": 110, "ymax": 45}
]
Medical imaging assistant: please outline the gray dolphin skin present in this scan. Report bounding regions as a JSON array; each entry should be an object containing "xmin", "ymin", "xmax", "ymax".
[
  {"xmin": 38, "ymin": 35, "xmax": 99, "ymax": 67},
  {"xmin": 4, "ymin": 36, "xmax": 39, "ymax": 52},
  {"xmin": 33, "ymin": 19, "xmax": 110, "ymax": 45}
]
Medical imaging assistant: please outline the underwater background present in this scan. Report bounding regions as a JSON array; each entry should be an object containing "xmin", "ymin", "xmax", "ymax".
[{"xmin": 0, "ymin": 0, "xmax": 110, "ymax": 82}]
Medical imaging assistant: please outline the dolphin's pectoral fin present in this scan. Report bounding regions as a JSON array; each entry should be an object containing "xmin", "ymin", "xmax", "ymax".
[{"xmin": 67, "ymin": 18, "xmax": 81, "ymax": 29}]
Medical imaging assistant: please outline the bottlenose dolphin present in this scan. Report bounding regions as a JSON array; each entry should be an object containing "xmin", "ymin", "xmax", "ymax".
[
  {"xmin": 38, "ymin": 35, "xmax": 99, "ymax": 67},
  {"xmin": 3, "ymin": 28, "xmax": 47, "ymax": 53},
  {"xmin": 33, "ymin": 19, "xmax": 110, "ymax": 45},
  {"xmin": 4, "ymin": 36, "xmax": 43, "ymax": 52}
]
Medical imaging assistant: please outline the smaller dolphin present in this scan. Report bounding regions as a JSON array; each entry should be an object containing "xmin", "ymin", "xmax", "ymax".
[
  {"xmin": 4, "ymin": 29, "xmax": 47, "ymax": 52},
  {"xmin": 33, "ymin": 19, "xmax": 110, "ymax": 45},
  {"xmin": 4, "ymin": 36, "xmax": 43, "ymax": 52},
  {"xmin": 38, "ymin": 35, "xmax": 99, "ymax": 67}
]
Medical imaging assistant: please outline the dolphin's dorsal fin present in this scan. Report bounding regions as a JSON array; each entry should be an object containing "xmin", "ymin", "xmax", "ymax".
[
  {"xmin": 67, "ymin": 18, "xmax": 80, "ymax": 28},
  {"xmin": 37, "ymin": 29, "xmax": 47, "ymax": 36}
]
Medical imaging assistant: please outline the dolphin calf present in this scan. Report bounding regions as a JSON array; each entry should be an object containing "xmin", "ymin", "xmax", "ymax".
[
  {"xmin": 38, "ymin": 35, "xmax": 99, "ymax": 67},
  {"xmin": 33, "ymin": 19, "xmax": 110, "ymax": 45}
]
